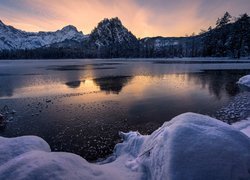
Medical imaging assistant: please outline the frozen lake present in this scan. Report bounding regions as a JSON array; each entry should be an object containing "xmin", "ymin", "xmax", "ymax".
[{"xmin": 0, "ymin": 58, "xmax": 250, "ymax": 161}]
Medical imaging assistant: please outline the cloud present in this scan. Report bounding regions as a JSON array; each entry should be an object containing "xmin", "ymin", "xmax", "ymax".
[{"xmin": 0, "ymin": 0, "xmax": 249, "ymax": 37}]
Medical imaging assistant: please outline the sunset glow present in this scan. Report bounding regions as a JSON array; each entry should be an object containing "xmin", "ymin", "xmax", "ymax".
[{"xmin": 0, "ymin": 0, "xmax": 249, "ymax": 37}]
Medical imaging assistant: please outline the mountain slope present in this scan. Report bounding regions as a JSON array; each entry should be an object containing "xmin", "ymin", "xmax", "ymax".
[
  {"xmin": 90, "ymin": 17, "xmax": 137, "ymax": 47},
  {"xmin": 0, "ymin": 20, "xmax": 86, "ymax": 50},
  {"xmin": 89, "ymin": 17, "xmax": 139, "ymax": 57},
  {"xmin": 0, "ymin": 14, "xmax": 249, "ymax": 59}
]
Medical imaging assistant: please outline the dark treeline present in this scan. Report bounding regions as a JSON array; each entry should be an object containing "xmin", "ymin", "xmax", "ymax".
[
  {"xmin": 140, "ymin": 13, "xmax": 250, "ymax": 58},
  {"xmin": 0, "ymin": 13, "xmax": 249, "ymax": 59}
]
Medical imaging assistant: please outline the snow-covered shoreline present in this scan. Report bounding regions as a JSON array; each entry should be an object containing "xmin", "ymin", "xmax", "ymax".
[{"xmin": 1, "ymin": 113, "xmax": 250, "ymax": 180}]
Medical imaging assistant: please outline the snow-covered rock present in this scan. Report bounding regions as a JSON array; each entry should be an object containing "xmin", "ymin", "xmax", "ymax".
[
  {"xmin": 0, "ymin": 113, "xmax": 250, "ymax": 180},
  {"xmin": 0, "ymin": 136, "xmax": 137, "ymax": 180},
  {"xmin": 237, "ymin": 75, "xmax": 250, "ymax": 89},
  {"xmin": 0, "ymin": 136, "xmax": 50, "ymax": 166},
  {"xmin": 116, "ymin": 113, "xmax": 250, "ymax": 180},
  {"xmin": 233, "ymin": 118, "xmax": 250, "ymax": 137},
  {"xmin": 0, "ymin": 20, "xmax": 86, "ymax": 51}
]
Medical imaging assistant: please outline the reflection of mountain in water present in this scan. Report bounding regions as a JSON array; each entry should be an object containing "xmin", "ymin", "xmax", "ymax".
[
  {"xmin": 93, "ymin": 76, "xmax": 132, "ymax": 94},
  {"xmin": 65, "ymin": 81, "xmax": 83, "ymax": 89},
  {"xmin": 187, "ymin": 70, "xmax": 250, "ymax": 99},
  {"xmin": 0, "ymin": 78, "xmax": 14, "ymax": 98},
  {"xmin": 0, "ymin": 87, "xmax": 13, "ymax": 97}
]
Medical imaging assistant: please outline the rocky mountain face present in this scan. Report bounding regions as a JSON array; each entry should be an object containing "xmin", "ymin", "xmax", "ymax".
[
  {"xmin": 0, "ymin": 14, "xmax": 249, "ymax": 59},
  {"xmin": 90, "ymin": 18, "xmax": 137, "ymax": 46},
  {"xmin": 89, "ymin": 17, "xmax": 139, "ymax": 57}
]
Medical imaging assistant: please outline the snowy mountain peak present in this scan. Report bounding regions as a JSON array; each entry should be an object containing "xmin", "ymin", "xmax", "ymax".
[
  {"xmin": 95, "ymin": 17, "xmax": 125, "ymax": 33},
  {"xmin": 0, "ymin": 20, "xmax": 86, "ymax": 51},
  {"xmin": 100, "ymin": 17, "xmax": 123, "ymax": 26},
  {"xmin": 0, "ymin": 20, "xmax": 4, "ymax": 26},
  {"xmin": 61, "ymin": 25, "xmax": 79, "ymax": 33}
]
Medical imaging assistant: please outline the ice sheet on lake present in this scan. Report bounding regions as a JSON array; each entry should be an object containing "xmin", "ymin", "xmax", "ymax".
[{"xmin": 0, "ymin": 113, "xmax": 250, "ymax": 180}]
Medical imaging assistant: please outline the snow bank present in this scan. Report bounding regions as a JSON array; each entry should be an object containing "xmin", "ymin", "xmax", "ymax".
[
  {"xmin": 237, "ymin": 75, "xmax": 250, "ymax": 89},
  {"xmin": 1, "ymin": 113, "xmax": 250, "ymax": 180},
  {"xmin": 125, "ymin": 113, "xmax": 250, "ymax": 180},
  {"xmin": 233, "ymin": 118, "xmax": 250, "ymax": 137},
  {"xmin": 0, "ymin": 136, "xmax": 134, "ymax": 180}
]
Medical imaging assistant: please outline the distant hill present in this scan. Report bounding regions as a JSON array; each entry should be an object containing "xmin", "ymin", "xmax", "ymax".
[{"xmin": 0, "ymin": 13, "xmax": 249, "ymax": 59}]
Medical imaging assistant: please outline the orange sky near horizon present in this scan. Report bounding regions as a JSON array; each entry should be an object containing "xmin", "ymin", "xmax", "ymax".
[{"xmin": 0, "ymin": 0, "xmax": 249, "ymax": 38}]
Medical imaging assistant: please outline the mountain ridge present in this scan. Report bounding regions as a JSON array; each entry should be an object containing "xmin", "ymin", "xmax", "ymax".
[
  {"xmin": 0, "ymin": 14, "xmax": 249, "ymax": 59},
  {"xmin": 0, "ymin": 20, "xmax": 86, "ymax": 51}
]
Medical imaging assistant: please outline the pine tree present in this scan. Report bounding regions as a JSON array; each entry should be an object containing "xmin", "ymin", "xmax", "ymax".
[
  {"xmin": 216, "ymin": 12, "xmax": 232, "ymax": 28},
  {"xmin": 230, "ymin": 13, "xmax": 250, "ymax": 58}
]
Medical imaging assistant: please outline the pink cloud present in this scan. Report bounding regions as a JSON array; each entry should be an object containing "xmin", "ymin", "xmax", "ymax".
[{"xmin": 0, "ymin": 0, "xmax": 249, "ymax": 37}]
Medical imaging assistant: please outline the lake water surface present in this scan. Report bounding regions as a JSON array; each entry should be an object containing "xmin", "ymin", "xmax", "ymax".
[{"xmin": 0, "ymin": 59, "xmax": 250, "ymax": 161}]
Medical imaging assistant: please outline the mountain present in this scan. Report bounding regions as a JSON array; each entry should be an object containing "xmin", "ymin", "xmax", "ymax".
[
  {"xmin": 89, "ymin": 17, "xmax": 139, "ymax": 57},
  {"xmin": 0, "ymin": 20, "xmax": 86, "ymax": 51},
  {"xmin": 0, "ymin": 13, "xmax": 249, "ymax": 59},
  {"xmin": 90, "ymin": 17, "xmax": 137, "ymax": 47}
]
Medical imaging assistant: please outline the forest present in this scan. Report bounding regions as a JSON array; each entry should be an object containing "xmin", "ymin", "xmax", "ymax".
[{"xmin": 0, "ymin": 13, "xmax": 249, "ymax": 59}]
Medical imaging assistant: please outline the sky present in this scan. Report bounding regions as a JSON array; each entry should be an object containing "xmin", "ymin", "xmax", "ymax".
[{"xmin": 0, "ymin": 0, "xmax": 249, "ymax": 38}]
